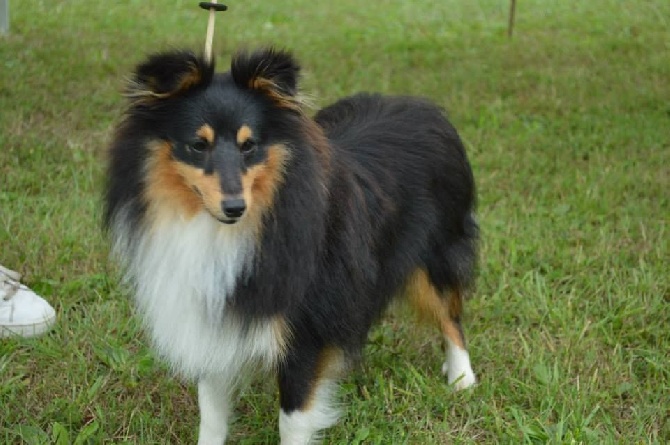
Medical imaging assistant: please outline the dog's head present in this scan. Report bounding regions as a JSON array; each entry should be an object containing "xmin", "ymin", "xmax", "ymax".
[{"xmin": 124, "ymin": 48, "xmax": 303, "ymax": 226}]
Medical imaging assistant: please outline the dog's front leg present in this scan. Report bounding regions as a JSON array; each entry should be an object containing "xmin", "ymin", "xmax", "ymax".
[
  {"xmin": 278, "ymin": 346, "xmax": 344, "ymax": 444},
  {"xmin": 197, "ymin": 374, "xmax": 234, "ymax": 445}
]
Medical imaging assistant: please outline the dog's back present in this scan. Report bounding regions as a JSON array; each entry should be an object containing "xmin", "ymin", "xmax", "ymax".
[{"xmin": 315, "ymin": 93, "xmax": 477, "ymax": 296}]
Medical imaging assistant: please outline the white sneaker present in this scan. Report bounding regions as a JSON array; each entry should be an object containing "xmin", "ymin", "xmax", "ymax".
[{"xmin": 0, "ymin": 264, "xmax": 56, "ymax": 338}]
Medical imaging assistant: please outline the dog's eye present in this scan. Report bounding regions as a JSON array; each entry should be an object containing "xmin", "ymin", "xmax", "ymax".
[
  {"xmin": 240, "ymin": 139, "xmax": 257, "ymax": 155},
  {"xmin": 189, "ymin": 140, "xmax": 209, "ymax": 153}
]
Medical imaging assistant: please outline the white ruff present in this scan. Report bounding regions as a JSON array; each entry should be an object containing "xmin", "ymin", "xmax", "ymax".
[{"xmin": 113, "ymin": 210, "xmax": 283, "ymax": 380}]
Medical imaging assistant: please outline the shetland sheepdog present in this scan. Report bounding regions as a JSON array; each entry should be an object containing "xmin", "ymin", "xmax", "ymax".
[{"xmin": 104, "ymin": 47, "xmax": 478, "ymax": 444}]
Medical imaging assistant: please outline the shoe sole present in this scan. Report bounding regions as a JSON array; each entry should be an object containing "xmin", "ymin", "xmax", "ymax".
[{"xmin": 0, "ymin": 314, "xmax": 56, "ymax": 338}]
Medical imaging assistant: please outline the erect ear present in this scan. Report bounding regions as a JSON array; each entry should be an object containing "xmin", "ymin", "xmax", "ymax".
[
  {"xmin": 125, "ymin": 51, "xmax": 214, "ymax": 103},
  {"xmin": 231, "ymin": 48, "xmax": 302, "ymax": 111}
]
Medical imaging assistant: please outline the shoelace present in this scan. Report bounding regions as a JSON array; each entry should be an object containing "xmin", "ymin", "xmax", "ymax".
[{"xmin": 0, "ymin": 266, "xmax": 23, "ymax": 301}]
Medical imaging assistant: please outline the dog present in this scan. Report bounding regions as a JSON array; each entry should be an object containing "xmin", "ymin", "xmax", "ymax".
[{"xmin": 104, "ymin": 47, "xmax": 478, "ymax": 444}]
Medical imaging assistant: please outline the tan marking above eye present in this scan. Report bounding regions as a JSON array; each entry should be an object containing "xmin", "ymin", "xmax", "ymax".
[
  {"xmin": 237, "ymin": 125, "xmax": 254, "ymax": 145},
  {"xmin": 196, "ymin": 124, "xmax": 215, "ymax": 144}
]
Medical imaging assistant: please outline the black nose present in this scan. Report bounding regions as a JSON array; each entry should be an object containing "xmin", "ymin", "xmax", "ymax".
[{"xmin": 222, "ymin": 198, "xmax": 246, "ymax": 218}]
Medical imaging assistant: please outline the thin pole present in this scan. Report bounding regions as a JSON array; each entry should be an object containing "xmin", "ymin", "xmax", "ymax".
[
  {"xmin": 204, "ymin": 1, "xmax": 217, "ymax": 62},
  {"xmin": 508, "ymin": 0, "xmax": 517, "ymax": 38},
  {"xmin": 199, "ymin": 1, "xmax": 228, "ymax": 62}
]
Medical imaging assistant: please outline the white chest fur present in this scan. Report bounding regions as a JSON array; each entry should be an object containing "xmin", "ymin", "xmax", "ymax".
[{"xmin": 115, "ymin": 211, "xmax": 283, "ymax": 380}]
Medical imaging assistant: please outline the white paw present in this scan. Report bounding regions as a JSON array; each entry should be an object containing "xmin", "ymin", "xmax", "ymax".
[
  {"xmin": 442, "ymin": 344, "xmax": 476, "ymax": 391},
  {"xmin": 445, "ymin": 365, "xmax": 476, "ymax": 390}
]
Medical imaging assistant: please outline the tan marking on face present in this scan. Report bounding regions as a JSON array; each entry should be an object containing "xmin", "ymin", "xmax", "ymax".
[
  {"xmin": 147, "ymin": 141, "xmax": 289, "ymax": 227},
  {"xmin": 196, "ymin": 124, "xmax": 215, "ymax": 144},
  {"xmin": 236, "ymin": 125, "xmax": 254, "ymax": 145},
  {"xmin": 173, "ymin": 162, "xmax": 225, "ymax": 220},
  {"xmin": 405, "ymin": 269, "xmax": 465, "ymax": 349},
  {"xmin": 144, "ymin": 141, "xmax": 202, "ymax": 222},
  {"xmin": 241, "ymin": 144, "xmax": 290, "ymax": 227},
  {"xmin": 143, "ymin": 140, "xmax": 229, "ymax": 223}
]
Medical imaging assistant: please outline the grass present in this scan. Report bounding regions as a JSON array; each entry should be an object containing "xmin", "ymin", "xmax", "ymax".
[{"xmin": 1, "ymin": 0, "xmax": 668, "ymax": 443}]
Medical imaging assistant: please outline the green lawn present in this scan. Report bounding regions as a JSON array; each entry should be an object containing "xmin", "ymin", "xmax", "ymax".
[{"xmin": 1, "ymin": 1, "xmax": 668, "ymax": 443}]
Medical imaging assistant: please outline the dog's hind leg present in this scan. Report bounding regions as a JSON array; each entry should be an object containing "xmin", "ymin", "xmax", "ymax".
[
  {"xmin": 406, "ymin": 268, "xmax": 476, "ymax": 390},
  {"xmin": 197, "ymin": 374, "xmax": 236, "ymax": 445},
  {"xmin": 278, "ymin": 347, "xmax": 346, "ymax": 444},
  {"xmin": 440, "ymin": 287, "xmax": 477, "ymax": 390}
]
